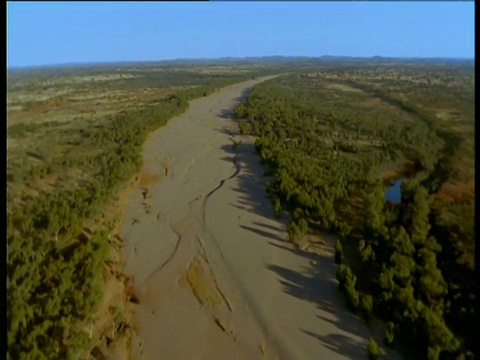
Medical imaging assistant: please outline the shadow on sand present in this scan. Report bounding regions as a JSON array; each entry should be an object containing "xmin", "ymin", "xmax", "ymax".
[
  {"xmin": 214, "ymin": 101, "xmax": 371, "ymax": 359},
  {"xmin": 217, "ymin": 88, "xmax": 252, "ymax": 119},
  {"xmin": 301, "ymin": 330, "xmax": 366, "ymax": 360}
]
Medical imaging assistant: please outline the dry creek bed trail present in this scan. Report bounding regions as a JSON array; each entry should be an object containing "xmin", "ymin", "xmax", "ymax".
[{"xmin": 119, "ymin": 76, "xmax": 400, "ymax": 360}]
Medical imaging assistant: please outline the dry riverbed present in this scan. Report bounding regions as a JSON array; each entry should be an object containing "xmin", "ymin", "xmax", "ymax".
[{"xmin": 119, "ymin": 77, "xmax": 399, "ymax": 359}]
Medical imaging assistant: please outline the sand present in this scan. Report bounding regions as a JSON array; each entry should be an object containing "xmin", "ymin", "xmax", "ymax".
[{"xmin": 119, "ymin": 77, "xmax": 400, "ymax": 360}]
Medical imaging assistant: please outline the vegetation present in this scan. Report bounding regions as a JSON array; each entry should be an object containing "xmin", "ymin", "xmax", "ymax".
[
  {"xmin": 334, "ymin": 238, "xmax": 343, "ymax": 264},
  {"xmin": 234, "ymin": 59, "xmax": 474, "ymax": 359},
  {"xmin": 7, "ymin": 62, "xmax": 277, "ymax": 359},
  {"xmin": 8, "ymin": 57, "xmax": 474, "ymax": 359},
  {"xmin": 367, "ymin": 337, "xmax": 381, "ymax": 360}
]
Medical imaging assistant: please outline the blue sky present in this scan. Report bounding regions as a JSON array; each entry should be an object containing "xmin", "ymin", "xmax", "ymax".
[{"xmin": 7, "ymin": 1, "xmax": 475, "ymax": 68}]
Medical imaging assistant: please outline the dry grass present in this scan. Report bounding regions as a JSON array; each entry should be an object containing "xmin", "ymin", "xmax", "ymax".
[
  {"xmin": 325, "ymin": 83, "xmax": 363, "ymax": 93},
  {"xmin": 7, "ymin": 85, "xmax": 184, "ymax": 127}
]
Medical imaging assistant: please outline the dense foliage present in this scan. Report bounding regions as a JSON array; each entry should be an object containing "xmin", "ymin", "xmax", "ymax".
[{"xmin": 235, "ymin": 64, "xmax": 474, "ymax": 359}]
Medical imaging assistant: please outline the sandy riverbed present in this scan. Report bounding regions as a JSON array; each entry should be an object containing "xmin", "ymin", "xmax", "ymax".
[{"xmin": 119, "ymin": 76, "xmax": 399, "ymax": 360}]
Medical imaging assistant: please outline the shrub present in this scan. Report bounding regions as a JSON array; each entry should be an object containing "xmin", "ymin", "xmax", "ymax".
[
  {"xmin": 427, "ymin": 346, "xmax": 441, "ymax": 360},
  {"xmin": 336, "ymin": 263, "xmax": 351, "ymax": 287},
  {"xmin": 288, "ymin": 219, "xmax": 308, "ymax": 244},
  {"xmin": 233, "ymin": 101, "xmax": 248, "ymax": 119},
  {"xmin": 384, "ymin": 322, "xmax": 395, "ymax": 345},
  {"xmin": 360, "ymin": 294, "xmax": 374, "ymax": 320},
  {"xmin": 336, "ymin": 264, "xmax": 360, "ymax": 309},
  {"xmin": 335, "ymin": 239, "xmax": 343, "ymax": 264},
  {"xmin": 367, "ymin": 337, "xmax": 380, "ymax": 360},
  {"xmin": 345, "ymin": 281, "xmax": 360, "ymax": 309},
  {"xmin": 287, "ymin": 222, "xmax": 301, "ymax": 244}
]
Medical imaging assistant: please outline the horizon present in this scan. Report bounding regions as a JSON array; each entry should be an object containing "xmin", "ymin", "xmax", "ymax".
[
  {"xmin": 7, "ymin": 1, "xmax": 474, "ymax": 68},
  {"xmin": 7, "ymin": 54, "xmax": 475, "ymax": 71}
]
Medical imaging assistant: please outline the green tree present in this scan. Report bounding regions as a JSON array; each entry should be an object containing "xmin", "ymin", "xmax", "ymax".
[
  {"xmin": 335, "ymin": 239, "xmax": 343, "ymax": 264},
  {"xmin": 363, "ymin": 185, "xmax": 388, "ymax": 239},
  {"xmin": 367, "ymin": 337, "xmax": 380, "ymax": 360},
  {"xmin": 360, "ymin": 294, "xmax": 374, "ymax": 319},
  {"xmin": 233, "ymin": 101, "xmax": 248, "ymax": 119},
  {"xmin": 358, "ymin": 239, "xmax": 375, "ymax": 265},
  {"xmin": 385, "ymin": 322, "xmax": 395, "ymax": 345},
  {"xmin": 287, "ymin": 222, "xmax": 302, "ymax": 244},
  {"xmin": 336, "ymin": 264, "xmax": 359, "ymax": 309},
  {"xmin": 410, "ymin": 186, "xmax": 431, "ymax": 246}
]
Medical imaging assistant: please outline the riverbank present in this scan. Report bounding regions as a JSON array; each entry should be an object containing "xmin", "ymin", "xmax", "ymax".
[{"xmin": 119, "ymin": 76, "xmax": 397, "ymax": 359}]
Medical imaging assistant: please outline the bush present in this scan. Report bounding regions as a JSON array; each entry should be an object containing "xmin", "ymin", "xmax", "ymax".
[
  {"xmin": 359, "ymin": 294, "xmax": 373, "ymax": 320},
  {"xmin": 336, "ymin": 264, "xmax": 360, "ymax": 309},
  {"xmin": 238, "ymin": 121, "xmax": 251, "ymax": 135},
  {"xmin": 345, "ymin": 282, "xmax": 360, "ymax": 309},
  {"xmin": 367, "ymin": 337, "xmax": 380, "ymax": 360},
  {"xmin": 384, "ymin": 322, "xmax": 395, "ymax": 345},
  {"xmin": 298, "ymin": 218, "xmax": 308, "ymax": 234},
  {"xmin": 287, "ymin": 222, "xmax": 301, "ymax": 244},
  {"xmin": 335, "ymin": 239, "xmax": 343, "ymax": 264},
  {"xmin": 336, "ymin": 263, "xmax": 351, "ymax": 286},
  {"xmin": 427, "ymin": 346, "xmax": 441, "ymax": 360},
  {"xmin": 288, "ymin": 220, "xmax": 308, "ymax": 244},
  {"xmin": 233, "ymin": 101, "xmax": 248, "ymax": 119},
  {"xmin": 358, "ymin": 239, "xmax": 375, "ymax": 264}
]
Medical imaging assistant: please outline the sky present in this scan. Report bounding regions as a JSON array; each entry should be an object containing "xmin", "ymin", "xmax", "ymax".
[{"xmin": 7, "ymin": 1, "xmax": 475, "ymax": 68}]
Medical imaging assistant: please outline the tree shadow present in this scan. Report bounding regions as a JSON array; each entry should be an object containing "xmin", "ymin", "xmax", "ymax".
[
  {"xmin": 267, "ymin": 241, "xmax": 319, "ymax": 262},
  {"xmin": 267, "ymin": 263, "xmax": 333, "ymax": 302},
  {"xmin": 252, "ymin": 220, "xmax": 285, "ymax": 233},
  {"xmin": 218, "ymin": 108, "xmax": 233, "ymax": 119},
  {"xmin": 218, "ymin": 140, "xmax": 281, "ymax": 223},
  {"xmin": 266, "ymin": 244, "xmax": 371, "ymax": 342},
  {"xmin": 301, "ymin": 330, "xmax": 367, "ymax": 360},
  {"xmin": 212, "ymin": 87, "xmax": 292, "ymax": 247},
  {"xmin": 239, "ymin": 224, "xmax": 285, "ymax": 242},
  {"xmin": 217, "ymin": 87, "xmax": 252, "ymax": 119},
  {"xmin": 233, "ymin": 88, "xmax": 253, "ymax": 102}
]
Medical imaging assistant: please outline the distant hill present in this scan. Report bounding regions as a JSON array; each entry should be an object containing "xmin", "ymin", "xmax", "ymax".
[{"xmin": 7, "ymin": 55, "xmax": 474, "ymax": 71}]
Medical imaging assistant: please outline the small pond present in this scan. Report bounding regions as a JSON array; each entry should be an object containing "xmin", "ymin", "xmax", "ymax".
[{"xmin": 385, "ymin": 178, "xmax": 404, "ymax": 204}]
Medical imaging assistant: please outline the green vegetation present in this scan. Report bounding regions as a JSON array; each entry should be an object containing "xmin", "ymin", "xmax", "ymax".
[
  {"xmin": 234, "ymin": 60, "xmax": 474, "ymax": 359},
  {"xmin": 7, "ymin": 63, "xmax": 277, "ymax": 359},
  {"xmin": 367, "ymin": 337, "xmax": 381, "ymax": 360},
  {"xmin": 334, "ymin": 238, "xmax": 343, "ymax": 264}
]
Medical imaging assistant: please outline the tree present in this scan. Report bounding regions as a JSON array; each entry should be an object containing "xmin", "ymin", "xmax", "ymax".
[
  {"xmin": 390, "ymin": 252, "xmax": 414, "ymax": 286},
  {"xmin": 360, "ymin": 294, "xmax": 374, "ymax": 320},
  {"xmin": 298, "ymin": 218, "xmax": 308, "ymax": 234},
  {"xmin": 410, "ymin": 186, "xmax": 431, "ymax": 246},
  {"xmin": 391, "ymin": 226, "xmax": 415, "ymax": 256},
  {"xmin": 416, "ymin": 247, "xmax": 447, "ymax": 303},
  {"xmin": 335, "ymin": 239, "xmax": 343, "ymax": 264},
  {"xmin": 359, "ymin": 239, "xmax": 375, "ymax": 265},
  {"xmin": 385, "ymin": 322, "xmax": 395, "ymax": 345},
  {"xmin": 233, "ymin": 101, "xmax": 248, "ymax": 119},
  {"xmin": 336, "ymin": 264, "xmax": 359, "ymax": 309},
  {"xmin": 363, "ymin": 185, "xmax": 388, "ymax": 239},
  {"xmin": 367, "ymin": 337, "xmax": 380, "ymax": 360},
  {"xmin": 421, "ymin": 307, "xmax": 459, "ymax": 356},
  {"xmin": 287, "ymin": 222, "xmax": 302, "ymax": 244},
  {"xmin": 378, "ymin": 266, "xmax": 395, "ymax": 302}
]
